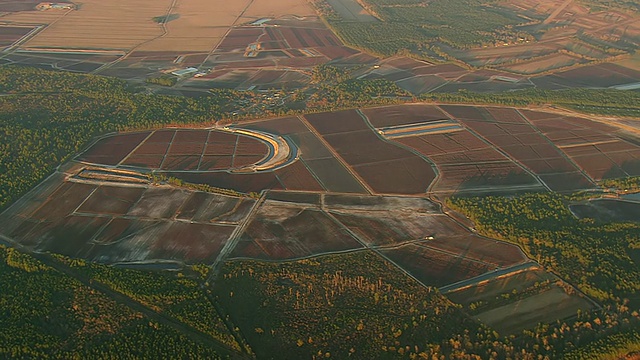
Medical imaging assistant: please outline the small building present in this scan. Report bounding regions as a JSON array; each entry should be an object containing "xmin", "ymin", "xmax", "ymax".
[
  {"xmin": 171, "ymin": 67, "xmax": 198, "ymax": 77},
  {"xmin": 36, "ymin": 2, "xmax": 76, "ymax": 11}
]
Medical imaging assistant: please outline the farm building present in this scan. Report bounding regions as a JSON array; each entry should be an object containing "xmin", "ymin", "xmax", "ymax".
[{"xmin": 36, "ymin": 2, "xmax": 76, "ymax": 10}]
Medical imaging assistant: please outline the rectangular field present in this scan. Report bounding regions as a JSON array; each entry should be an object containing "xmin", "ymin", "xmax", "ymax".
[
  {"xmin": 381, "ymin": 244, "xmax": 496, "ymax": 288},
  {"xmin": 304, "ymin": 110, "xmax": 435, "ymax": 194},
  {"xmin": 0, "ymin": 178, "xmax": 254, "ymax": 264},
  {"xmin": 230, "ymin": 201, "xmax": 363, "ymax": 260}
]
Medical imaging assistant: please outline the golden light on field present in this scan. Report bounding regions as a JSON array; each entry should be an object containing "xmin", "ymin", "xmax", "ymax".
[{"xmin": 5, "ymin": 0, "xmax": 317, "ymax": 53}]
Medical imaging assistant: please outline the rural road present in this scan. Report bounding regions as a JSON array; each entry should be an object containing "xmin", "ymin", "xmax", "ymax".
[
  {"xmin": 543, "ymin": 0, "xmax": 574, "ymax": 24},
  {"xmin": 439, "ymin": 261, "xmax": 539, "ymax": 294}
]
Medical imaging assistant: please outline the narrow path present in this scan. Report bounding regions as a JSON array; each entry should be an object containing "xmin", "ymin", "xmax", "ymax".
[
  {"xmin": 94, "ymin": 0, "xmax": 179, "ymax": 74},
  {"xmin": 198, "ymin": 0, "xmax": 255, "ymax": 69},
  {"xmin": 437, "ymin": 105, "xmax": 551, "ymax": 192},
  {"xmin": 207, "ymin": 192, "xmax": 266, "ymax": 286},
  {"xmin": 439, "ymin": 261, "xmax": 539, "ymax": 294},
  {"xmin": 543, "ymin": 0, "xmax": 573, "ymax": 25},
  {"xmin": 297, "ymin": 115, "xmax": 375, "ymax": 195}
]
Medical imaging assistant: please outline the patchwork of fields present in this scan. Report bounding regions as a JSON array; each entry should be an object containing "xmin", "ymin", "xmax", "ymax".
[{"xmin": 1, "ymin": 103, "xmax": 617, "ymax": 338}]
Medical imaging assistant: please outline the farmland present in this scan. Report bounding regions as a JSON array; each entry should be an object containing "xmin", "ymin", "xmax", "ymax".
[
  {"xmin": 2, "ymin": 61, "xmax": 640, "ymax": 358},
  {"xmin": 322, "ymin": 0, "xmax": 640, "ymax": 75}
]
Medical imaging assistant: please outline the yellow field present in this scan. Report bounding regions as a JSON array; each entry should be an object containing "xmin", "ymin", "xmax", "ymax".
[
  {"xmin": 241, "ymin": 0, "xmax": 315, "ymax": 21},
  {"xmin": 2, "ymin": 0, "xmax": 317, "ymax": 53},
  {"xmin": 13, "ymin": 0, "xmax": 171, "ymax": 51},
  {"xmin": 137, "ymin": 0, "xmax": 251, "ymax": 52}
]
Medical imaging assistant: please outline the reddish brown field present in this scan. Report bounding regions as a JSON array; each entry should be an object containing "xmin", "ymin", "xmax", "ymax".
[
  {"xmin": 230, "ymin": 205, "xmax": 362, "ymax": 260},
  {"xmin": 436, "ymin": 163, "xmax": 537, "ymax": 192},
  {"xmin": 362, "ymin": 104, "xmax": 449, "ymax": 128},
  {"xmin": 484, "ymin": 107, "xmax": 529, "ymax": 124},
  {"xmin": 247, "ymin": 69, "xmax": 286, "ymax": 84},
  {"xmin": 78, "ymin": 132, "xmax": 150, "ymax": 165},
  {"xmin": 304, "ymin": 158, "xmax": 368, "ymax": 194},
  {"xmin": 519, "ymin": 110, "xmax": 640, "ymax": 180},
  {"xmin": 274, "ymin": 160, "xmax": 325, "ymax": 191},
  {"xmin": 151, "ymin": 222, "xmax": 234, "ymax": 263},
  {"xmin": 352, "ymin": 157, "xmax": 433, "ymax": 194},
  {"xmin": 304, "ymin": 110, "xmax": 367, "ymax": 135},
  {"xmin": 77, "ymin": 129, "xmax": 271, "ymax": 172},
  {"xmin": 127, "ymin": 187, "xmax": 190, "ymax": 219},
  {"xmin": 129, "ymin": 141, "xmax": 170, "ymax": 155},
  {"xmin": 167, "ymin": 142, "xmax": 206, "ymax": 156},
  {"xmin": 216, "ymin": 28, "xmax": 263, "ymax": 52},
  {"xmin": 427, "ymin": 235, "xmax": 527, "ymax": 267},
  {"xmin": 173, "ymin": 129, "xmax": 209, "ymax": 143},
  {"xmin": 441, "ymin": 107, "xmax": 595, "ymax": 190},
  {"xmin": 161, "ymin": 155, "xmax": 201, "ymax": 171},
  {"xmin": 0, "ymin": 175, "xmax": 260, "ymax": 264},
  {"xmin": 439, "ymin": 105, "xmax": 492, "ymax": 121},
  {"xmin": 381, "ymin": 244, "xmax": 496, "ymax": 288},
  {"xmin": 121, "ymin": 154, "xmax": 165, "ymax": 168},
  {"xmin": 396, "ymin": 129, "xmax": 539, "ymax": 192},
  {"xmin": 537, "ymin": 63, "xmax": 640, "ymax": 88},
  {"xmin": 31, "ymin": 182, "xmax": 97, "ymax": 220},
  {"xmin": 77, "ymin": 186, "xmax": 145, "ymax": 215},
  {"xmin": 233, "ymin": 155, "xmax": 267, "ymax": 168},
  {"xmin": 276, "ymin": 27, "xmax": 339, "ymax": 50},
  {"xmin": 314, "ymin": 46, "xmax": 358, "ymax": 60}
]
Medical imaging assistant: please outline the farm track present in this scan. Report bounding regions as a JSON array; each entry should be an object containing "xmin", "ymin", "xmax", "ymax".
[
  {"xmin": 297, "ymin": 115, "xmax": 375, "ymax": 195},
  {"xmin": 436, "ymin": 105, "xmax": 552, "ymax": 192},
  {"xmin": 356, "ymin": 109, "xmax": 440, "ymax": 193},
  {"xmin": 206, "ymin": 192, "xmax": 266, "ymax": 286},
  {"xmin": 0, "ymin": 232, "xmax": 249, "ymax": 359},
  {"xmin": 543, "ymin": 0, "xmax": 574, "ymax": 25},
  {"xmin": 198, "ymin": 0, "xmax": 255, "ymax": 69},
  {"xmin": 93, "ymin": 0, "xmax": 179, "ymax": 74},
  {"xmin": 514, "ymin": 108, "xmax": 598, "ymax": 187}
]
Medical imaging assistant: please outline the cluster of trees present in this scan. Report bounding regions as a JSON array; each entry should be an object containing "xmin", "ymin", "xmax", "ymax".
[
  {"xmin": 149, "ymin": 174, "xmax": 259, "ymax": 199},
  {"xmin": 326, "ymin": 0, "xmax": 524, "ymax": 57},
  {"xmin": 422, "ymin": 88, "xmax": 640, "ymax": 116},
  {"xmin": 601, "ymin": 175, "xmax": 640, "ymax": 192},
  {"xmin": 446, "ymin": 192, "xmax": 640, "ymax": 304},
  {"xmin": 218, "ymin": 249, "xmax": 640, "ymax": 359},
  {"xmin": 0, "ymin": 245, "xmax": 226, "ymax": 359},
  {"xmin": 58, "ymin": 256, "xmax": 240, "ymax": 351},
  {"xmin": 145, "ymin": 74, "xmax": 178, "ymax": 87},
  {"xmin": 307, "ymin": 78, "xmax": 409, "ymax": 110},
  {"xmin": 217, "ymin": 251, "xmax": 486, "ymax": 359},
  {"xmin": 0, "ymin": 66, "xmax": 254, "ymax": 210}
]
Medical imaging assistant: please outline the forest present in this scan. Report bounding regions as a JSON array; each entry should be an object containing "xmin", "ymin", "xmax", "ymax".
[
  {"xmin": 322, "ymin": 0, "xmax": 527, "ymax": 57},
  {"xmin": 2, "ymin": 240, "xmax": 639, "ymax": 358},
  {"xmin": 446, "ymin": 192, "xmax": 640, "ymax": 304},
  {"xmin": 0, "ymin": 245, "xmax": 231, "ymax": 358}
]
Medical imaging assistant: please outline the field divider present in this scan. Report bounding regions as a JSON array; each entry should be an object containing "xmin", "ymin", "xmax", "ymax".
[
  {"xmin": 356, "ymin": 109, "xmax": 440, "ymax": 194},
  {"xmin": 116, "ymin": 131, "xmax": 156, "ymax": 167},
  {"xmin": 207, "ymin": 191, "xmax": 266, "ymax": 286},
  {"xmin": 323, "ymin": 210, "xmax": 432, "ymax": 291},
  {"xmin": 515, "ymin": 108, "xmax": 598, "ymax": 187},
  {"xmin": 438, "ymin": 105, "xmax": 552, "ymax": 192},
  {"xmin": 297, "ymin": 115, "xmax": 375, "ymax": 195},
  {"xmin": 158, "ymin": 130, "xmax": 178, "ymax": 170}
]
